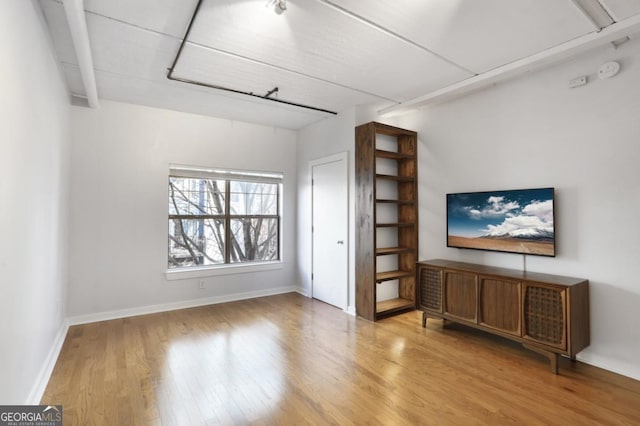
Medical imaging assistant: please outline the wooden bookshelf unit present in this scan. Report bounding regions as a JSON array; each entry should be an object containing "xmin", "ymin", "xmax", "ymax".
[
  {"xmin": 417, "ymin": 259, "xmax": 590, "ymax": 373},
  {"xmin": 355, "ymin": 122, "xmax": 418, "ymax": 321}
]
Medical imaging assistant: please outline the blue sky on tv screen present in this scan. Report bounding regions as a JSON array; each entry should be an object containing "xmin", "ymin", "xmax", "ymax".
[{"xmin": 447, "ymin": 188, "xmax": 554, "ymax": 239}]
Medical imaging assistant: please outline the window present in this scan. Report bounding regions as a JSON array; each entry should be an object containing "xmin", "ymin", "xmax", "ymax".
[{"xmin": 168, "ymin": 165, "xmax": 282, "ymax": 270}]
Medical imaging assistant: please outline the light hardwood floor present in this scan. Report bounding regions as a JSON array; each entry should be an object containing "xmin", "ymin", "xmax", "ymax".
[{"xmin": 43, "ymin": 293, "xmax": 640, "ymax": 425}]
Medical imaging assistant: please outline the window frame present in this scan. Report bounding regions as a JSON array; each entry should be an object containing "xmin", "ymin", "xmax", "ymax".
[{"xmin": 166, "ymin": 165, "xmax": 283, "ymax": 277}]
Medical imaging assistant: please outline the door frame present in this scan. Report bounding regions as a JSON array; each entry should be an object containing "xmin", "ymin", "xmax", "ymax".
[{"xmin": 309, "ymin": 151, "xmax": 349, "ymax": 311}]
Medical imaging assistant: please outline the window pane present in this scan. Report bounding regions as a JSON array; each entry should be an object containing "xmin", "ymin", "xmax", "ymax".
[
  {"xmin": 229, "ymin": 181, "xmax": 277, "ymax": 215},
  {"xmin": 229, "ymin": 218, "xmax": 278, "ymax": 263},
  {"xmin": 169, "ymin": 177, "xmax": 225, "ymax": 216},
  {"xmin": 168, "ymin": 218, "xmax": 225, "ymax": 268}
]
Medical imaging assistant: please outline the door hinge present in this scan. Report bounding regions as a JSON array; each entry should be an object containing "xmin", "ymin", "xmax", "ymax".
[{"xmin": 311, "ymin": 273, "xmax": 314, "ymax": 280}]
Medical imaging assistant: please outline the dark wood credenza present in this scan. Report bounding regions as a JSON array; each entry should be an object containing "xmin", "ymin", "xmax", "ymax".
[{"xmin": 417, "ymin": 259, "xmax": 590, "ymax": 373}]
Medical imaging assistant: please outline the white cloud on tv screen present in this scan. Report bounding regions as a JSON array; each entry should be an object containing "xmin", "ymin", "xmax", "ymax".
[{"xmin": 482, "ymin": 199, "xmax": 554, "ymax": 238}]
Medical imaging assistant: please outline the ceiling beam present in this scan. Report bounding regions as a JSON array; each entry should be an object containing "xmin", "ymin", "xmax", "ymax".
[
  {"xmin": 570, "ymin": 0, "xmax": 615, "ymax": 30},
  {"xmin": 379, "ymin": 13, "xmax": 640, "ymax": 117},
  {"xmin": 63, "ymin": 0, "xmax": 99, "ymax": 108}
]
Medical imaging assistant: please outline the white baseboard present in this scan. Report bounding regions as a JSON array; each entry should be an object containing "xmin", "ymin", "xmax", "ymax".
[
  {"xmin": 295, "ymin": 286, "xmax": 310, "ymax": 297},
  {"xmin": 576, "ymin": 353, "xmax": 640, "ymax": 382},
  {"xmin": 67, "ymin": 286, "xmax": 299, "ymax": 326},
  {"xmin": 27, "ymin": 319, "xmax": 69, "ymax": 404},
  {"xmin": 346, "ymin": 305, "xmax": 356, "ymax": 316}
]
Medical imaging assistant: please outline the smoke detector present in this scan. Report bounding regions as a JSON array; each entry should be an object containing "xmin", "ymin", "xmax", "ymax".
[{"xmin": 598, "ymin": 61, "xmax": 620, "ymax": 79}]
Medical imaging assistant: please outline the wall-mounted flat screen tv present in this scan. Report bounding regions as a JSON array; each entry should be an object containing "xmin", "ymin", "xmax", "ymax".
[{"xmin": 447, "ymin": 188, "xmax": 555, "ymax": 257}]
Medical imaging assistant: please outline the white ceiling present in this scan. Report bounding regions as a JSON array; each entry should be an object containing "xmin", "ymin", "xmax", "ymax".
[{"xmin": 39, "ymin": 0, "xmax": 640, "ymax": 129}]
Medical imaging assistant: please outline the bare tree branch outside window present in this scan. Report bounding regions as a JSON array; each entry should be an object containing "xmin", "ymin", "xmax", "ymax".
[{"xmin": 168, "ymin": 173, "xmax": 280, "ymax": 269}]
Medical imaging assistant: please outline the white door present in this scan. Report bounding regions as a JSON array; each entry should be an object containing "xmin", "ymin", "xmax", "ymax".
[{"xmin": 311, "ymin": 153, "xmax": 348, "ymax": 310}]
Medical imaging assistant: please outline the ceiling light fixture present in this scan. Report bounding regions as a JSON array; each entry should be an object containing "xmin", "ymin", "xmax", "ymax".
[
  {"xmin": 267, "ymin": 0, "xmax": 287, "ymax": 15},
  {"xmin": 167, "ymin": 0, "xmax": 336, "ymax": 115}
]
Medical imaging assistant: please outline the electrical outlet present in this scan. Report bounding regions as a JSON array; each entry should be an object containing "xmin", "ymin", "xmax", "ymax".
[
  {"xmin": 569, "ymin": 75, "xmax": 587, "ymax": 88},
  {"xmin": 198, "ymin": 280, "xmax": 205, "ymax": 289}
]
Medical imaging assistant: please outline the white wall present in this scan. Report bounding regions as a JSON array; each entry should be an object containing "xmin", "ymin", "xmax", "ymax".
[
  {"xmin": 296, "ymin": 106, "xmax": 398, "ymax": 313},
  {"xmin": 296, "ymin": 108, "xmax": 355, "ymax": 309},
  {"xmin": 67, "ymin": 100, "xmax": 297, "ymax": 318},
  {"xmin": 0, "ymin": 0, "xmax": 70, "ymax": 403},
  {"xmin": 394, "ymin": 37, "xmax": 640, "ymax": 379}
]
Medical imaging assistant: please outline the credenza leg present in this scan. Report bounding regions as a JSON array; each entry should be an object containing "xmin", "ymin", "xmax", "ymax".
[
  {"xmin": 422, "ymin": 311, "xmax": 427, "ymax": 328},
  {"xmin": 522, "ymin": 343, "xmax": 559, "ymax": 374}
]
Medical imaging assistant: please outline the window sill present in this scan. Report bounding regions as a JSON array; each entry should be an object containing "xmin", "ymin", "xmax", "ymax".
[{"xmin": 165, "ymin": 261, "xmax": 283, "ymax": 281}]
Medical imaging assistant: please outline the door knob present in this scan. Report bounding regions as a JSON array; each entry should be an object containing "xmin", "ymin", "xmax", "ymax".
[{"xmin": 337, "ymin": 240, "xmax": 344, "ymax": 245}]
